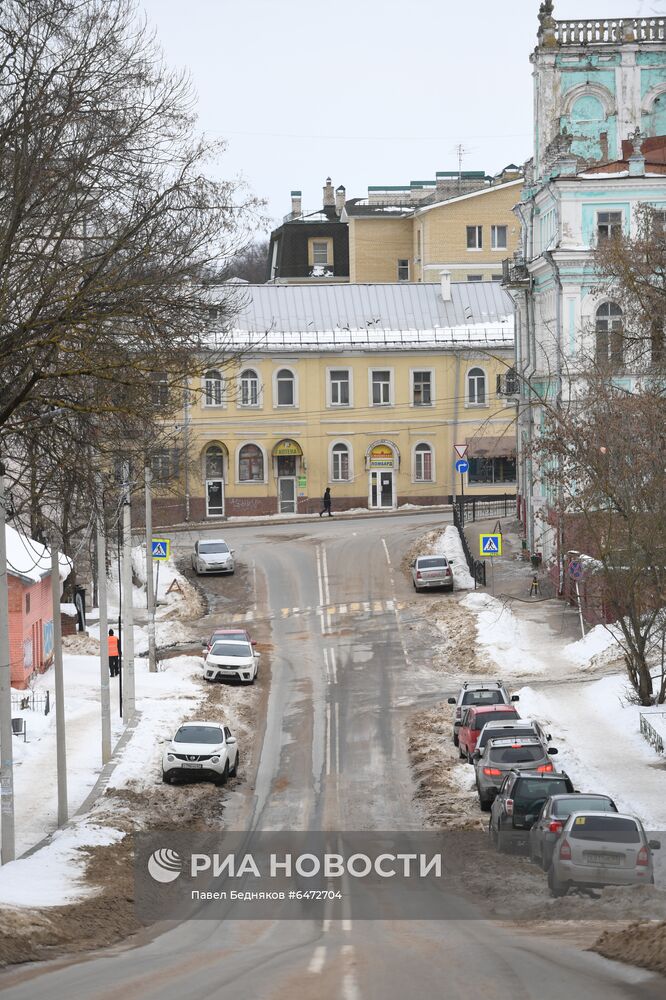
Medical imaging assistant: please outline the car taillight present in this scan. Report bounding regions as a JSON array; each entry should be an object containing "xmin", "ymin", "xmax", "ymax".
[
  {"xmin": 483, "ymin": 767, "xmax": 502, "ymax": 776},
  {"xmin": 636, "ymin": 846, "xmax": 649, "ymax": 867},
  {"xmin": 446, "ymin": 568, "xmax": 451, "ymax": 576},
  {"xmin": 536, "ymin": 763, "xmax": 553, "ymax": 773},
  {"xmin": 559, "ymin": 839, "xmax": 572, "ymax": 861},
  {"xmin": 506, "ymin": 799, "xmax": 514, "ymax": 816},
  {"xmin": 455, "ymin": 708, "xmax": 461, "ymax": 719},
  {"xmin": 416, "ymin": 571, "xmax": 422, "ymax": 579},
  {"xmin": 548, "ymin": 821, "xmax": 563, "ymax": 834}
]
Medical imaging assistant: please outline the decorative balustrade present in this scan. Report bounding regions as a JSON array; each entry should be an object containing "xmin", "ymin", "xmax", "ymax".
[{"xmin": 555, "ymin": 17, "xmax": 665, "ymax": 45}]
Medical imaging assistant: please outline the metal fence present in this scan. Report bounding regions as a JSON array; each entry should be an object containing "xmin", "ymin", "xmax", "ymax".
[
  {"xmin": 459, "ymin": 494, "xmax": 517, "ymax": 524},
  {"xmin": 639, "ymin": 712, "xmax": 666, "ymax": 755},
  {"xmin": 11, "ymin": 690, "xmax": 51, "ymax": 716},
  {"xmin": 452, "ymin": 505, "xmax": 486, "ymax": 588}
]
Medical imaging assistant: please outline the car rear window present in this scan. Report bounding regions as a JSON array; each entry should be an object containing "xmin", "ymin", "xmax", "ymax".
[
  {"xmin": 212, "ymin": 631, "xmax": 246, "ymax": 643},
  {"xmin": 489, "ymin": 745, "xmax": 544, "ymax": 764},
  {"xmin": 515, "ymin": 778, "xmax": 570, "ymax": 802},
  {"xmin": 472, "ymin": 711, "xmax": 518, "ymax": 729},
  {"xmin": 199, "ymin": 542, "xmax": 229, "ymax": 554},
  {"xmin": 462, "ymin": 690, "xmax": 505, "ymax": 706},
  {"xmin": 175, "ymin": 726, "xmax": 223, "ymax": 744},
  {"xmin": 569, "ymin": 816, "xmax": 640, "ymax": 843},
  {"xmin": 552, "ymin": 797, "xmax": 615, "ymax": 818},
  {"xmin": 479, "ymin": 726, "xmax": 534, "ymax": 748},
  {"xmin": 210, "ymin": 642, "xmax": 251, "ymax": 657},
  {"xmin": 417, "ymin": 558, "xmax": 448, "ymax": 569}
]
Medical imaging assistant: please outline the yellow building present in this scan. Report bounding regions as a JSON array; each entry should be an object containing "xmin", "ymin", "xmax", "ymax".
[
  {"xmin": 345, "ymin": 176, "xmax": 522, "ymax": 285},
  {"xmin": 151, "ymin": 281, "xmax": 517, "ymax": 523}
]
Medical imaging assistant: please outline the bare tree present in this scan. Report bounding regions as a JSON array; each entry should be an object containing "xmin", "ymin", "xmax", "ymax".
[{"xmin": 216, "ymin": 239, "xmax": 270, "ymax": 284}]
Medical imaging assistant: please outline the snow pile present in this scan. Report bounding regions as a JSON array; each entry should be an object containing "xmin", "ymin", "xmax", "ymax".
[
  {"xmin": 431, "ymin": 526, "xmax": 475, "ymax": 590},
  {"xmin": 5, "ymin": 524, "xmax": 71, "ymax": 582},
  {"xmin": 0, "ymin": 822, "xmax": 123, "ymax": 908},
  {"xmin": 563, "ymin": 623, "xmax": 623, "ymax": 668},
  {"xmin": 460, "ymin": 591, "xmax": 546, "ymax": 676}
]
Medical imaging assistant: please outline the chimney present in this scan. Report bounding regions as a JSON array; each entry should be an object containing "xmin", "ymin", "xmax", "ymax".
[
  {"xmin": 290, "ymin": 190, "xmax": 302, "ymax": 218},
  {"xmin": 439, "ymin": 269, "xmax": 451, "ymax": 302},
  {"xmin": 323, "ymin": 177, "xmax": 335, "ymax": 207},
  {"xmin": 335, "ymin": 185, "xmax": 346, "ymax": 216}
]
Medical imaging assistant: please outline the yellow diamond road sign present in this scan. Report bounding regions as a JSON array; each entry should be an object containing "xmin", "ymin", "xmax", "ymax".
[{"xmin": 479, "ymin": 533, "xmax": 502, "ymax": 557}]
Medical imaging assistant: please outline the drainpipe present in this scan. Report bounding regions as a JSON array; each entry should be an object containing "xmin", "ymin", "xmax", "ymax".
[
  {"xmin": 543, "ymin": 239, "xmax": 564, "ymax": 595},
  {"xmin": 515, "ymin": 198, "xmax": 537, "ymax": 553},
  {"xmin": 183, "ymin": 379, "xmax": 191, "ymax": 522},
  {"xmin": 451, "ymin": 352, "xmax": 462, "ymax": 503}
]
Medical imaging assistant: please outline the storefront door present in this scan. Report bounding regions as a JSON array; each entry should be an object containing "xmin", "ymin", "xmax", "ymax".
[
  {"xmin": 369, "ymin": 470, "xmax": 394, "ymax": 509},
  {"xmin": 278, "ymin": 477, "xmax": 297, "ymax": 514},
  {"xmin": 206, "ymin": 480, "xmax": 225, "ymax": 517}
]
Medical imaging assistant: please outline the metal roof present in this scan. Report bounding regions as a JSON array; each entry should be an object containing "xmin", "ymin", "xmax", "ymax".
[{"xmin": 213, "ymin": 281, "xmax": 514, "ymax": 352}]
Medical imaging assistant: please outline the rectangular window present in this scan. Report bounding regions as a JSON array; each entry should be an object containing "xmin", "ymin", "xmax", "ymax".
[
  {"xmin": 597, "ymin": 211, "xmax": 622, "ymax": 242},
  {"xmin": 412, "ymin": 371, "xmax": 432, "ymax": 405},
  {"xmin": 329, "ymin": 369, "xmax": 350, "ymax": 406},
  {"xmin": 371, "ymin": 370, "xmax": 392, "ymax": 405},
  {"xmin": 491, "ymin": 225, "xmax": 508, "ymax": 250},
  {"xmin": 468, "ymin": 456, "xmax": 516, "ymax": 484},
  {"xmin": 466, "ymin": 274, "xmax": 483, "ymax": 282},
  {"xmin": 332, "ymin": 450, "xmax": 349, "ymax": 481},
  {"xmin": 414, "ymin": 450, "xmax": 433, "ymax": 481},
  {"xmin": 151, "ymin": 373, "xmax": 169, "ymax": 407},
  {"xmin": 312, "ymin": 241, "xmax": 329, "ymax": 265},
  {"xmin": 25, "ymin": 593, "xmax": 30, "ymax": 614},
  {"xmin": 151, "ymin": 449, "xmax": 180, "ymax": 483},
  {"xmin": 397, "ymin": 259, "xmax": 410, "ymax": 281},
  {"xmin": 466, "ymin": 225, "xmax": 483, "ymax": 250}
]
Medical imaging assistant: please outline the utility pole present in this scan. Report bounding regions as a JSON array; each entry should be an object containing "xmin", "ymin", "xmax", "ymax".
[
  {"xmin": 121, "ymin": 462, "xmax": 136, "ymax": 719},
  {"xmin": 144, "ymin": 465, "xmax": 157, "ymax": 673},
  {"xmin": 96, "ymin": 481, "xmax": 112, "ymax": 764},
  {"xmin": 0, "ymin": 462, "xmax": 15, "ymax": 863},
  {"xmin": 50, "ymin": 539, "xmax": 68, "ymax": 826}
]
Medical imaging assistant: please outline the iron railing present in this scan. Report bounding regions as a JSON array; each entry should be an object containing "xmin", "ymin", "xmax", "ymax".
[
  {"xmin": 640, "ymin": 712, "xmax": 666, "ymax": 755},
  {"xmin": 11, "ymin": 690, "xmax": 51, "ymax": 716},
  {"xmin": 502, "ymin": 256, "xmax": 529, "ymax": 286},
  {"xmin": 459, "ymin": 494, "xmax": 517, "ymax": 524}
]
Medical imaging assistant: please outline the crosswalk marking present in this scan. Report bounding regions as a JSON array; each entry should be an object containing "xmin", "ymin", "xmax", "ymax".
[{"xmin": 230, "ymin": 598, "xmax": 407, "ymax": 625}]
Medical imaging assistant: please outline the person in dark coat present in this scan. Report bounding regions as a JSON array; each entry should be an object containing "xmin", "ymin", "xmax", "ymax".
[{"xmin": 320, "ymin": 487, "xmax": 333, "ymax": 517}]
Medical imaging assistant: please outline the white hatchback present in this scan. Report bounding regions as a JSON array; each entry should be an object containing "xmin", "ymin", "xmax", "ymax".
[
  {"xmin": 162, "ymin": 721, "xmax": 239, "ymax": 785},
  {"xmin": 204, "ymin": 639, "xmax": 259, "ymax": 684},
  {"xmin": 192, "ymin": 538, "xmax": 235, "ymax": 575}
]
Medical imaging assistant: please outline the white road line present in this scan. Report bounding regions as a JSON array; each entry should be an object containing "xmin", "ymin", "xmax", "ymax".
[
  {"xmin": 323, "ymin": 647, "xmax": 330, "ymax": 683},
  {"xmin": 334, "ymin": 701, "xmax": 340, "ymax": 772},
  {"xmin": 308, "ymin": 945, "xmax": 327, "ymax": 974},
  {"xmin": 339, "ymin": 603, "xmax": 348, "ymax": 615},
  {"xmin": 316, "ymin": 545, "xmax": 327, "ymax": 636},
  {"xmin": 330, "ymin": 647, "xmax": 338, "ymax": 684},
  {"xmin": 381, "ymin": 537, "xmax": 391, "ymax": 566},
  {"xmin": 325, "ymin": 702, "xmax": 331, "ymax": 775},
  {"xmin": 322, "ymin": 917, "xmax": 331, "ymax": 932},
  {"xmin": 342, "ymin": 945, "xmax": 360, "ymax": 1000},
  {"xmin": 244, "ymin": 610, "xmax": 253, "ymax": 621},
  {"xmin": 321, "ymin": 545, "xmax": 331, "ymax": 605}
]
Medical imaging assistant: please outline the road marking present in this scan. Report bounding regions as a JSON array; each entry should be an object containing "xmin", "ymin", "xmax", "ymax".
[
  {"xmin": 338, "ymin": 603, "xmax": 348, "ymax": 615},
  {"xmin": 321, "ymin": 545, "xmax": 331, "ymax": 605},
  {"xmin": 349, "ymin": 601, "xmax": 360, "ymax": 612},
  {"xmin": 229, "ymin": 598, "xmax": 408, "ymax": 626},
  {"xmin": 334, "ymin": 700, "xmax": 340, "ymax": 772},
  {"xmin": 342, "ymin": 945, "xmax": 360, "ymax": 1000},
  {"xmin": 381, "ymin": 537, "xmax": 391, "ymax": 566},
  {"xmin": 372, "ymin": 600, "xmax": 383, "ymax": 612},
  {"xmin": 325, "ymin": 702, "xmax": 331, "ymax": 775},
  {"xmin": 308, "ymin": 945, "xmax": 327, "ymax": 974},
  {"xmin": 362, "ymin": 601, "xmax": 370, "ymax": 612},
  {"xmin": 323, "ymin": 648, "xmax": 330, "ymax": 683},
  {"xmin": 330, "ymin": 647, "xmax": 338, "ymax": 684},
  {"xmin": 281, "ymin": 608, "xmax": 289, "ymax": 618},
  {"xmin": 244, "ymin": 610, "xmax": 253, "ymax": 621}
]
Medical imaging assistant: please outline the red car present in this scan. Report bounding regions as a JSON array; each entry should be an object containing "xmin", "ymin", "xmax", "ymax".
[
  {"xmin": 458, "ymin": 704, "xmax": 521, "ymax": 762},
  {"xmin": 202, "ymin": 627, "xmax": 256, "ymax": 658}
]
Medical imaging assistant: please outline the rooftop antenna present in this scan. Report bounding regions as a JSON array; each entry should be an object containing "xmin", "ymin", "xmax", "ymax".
[{"xmin": 454, "ymin": 143, "xmax": 470, "ymax": 185}]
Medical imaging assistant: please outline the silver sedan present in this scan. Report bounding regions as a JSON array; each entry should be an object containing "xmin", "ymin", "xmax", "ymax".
[{"xmin": 411, "ymin": 555, "xmax": 454, "ymax": 592}]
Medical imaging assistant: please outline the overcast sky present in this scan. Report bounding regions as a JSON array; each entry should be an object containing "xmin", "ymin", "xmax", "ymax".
[{"xmin": 140, "ymin": 0, "xmax": 666, "ymax": 234}]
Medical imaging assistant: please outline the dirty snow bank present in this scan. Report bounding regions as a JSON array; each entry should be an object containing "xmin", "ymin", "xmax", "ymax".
[
  {"xmin": 563, "ymin": 623, "xmax": 624, "ymax": 668},
  {"xmin": 460, "ymin": 591, "xmax": 546, "ymax": 676}
]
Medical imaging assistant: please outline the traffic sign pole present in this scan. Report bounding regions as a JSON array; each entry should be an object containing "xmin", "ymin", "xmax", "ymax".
[{"xmin": 145, "ymin": 465, "xmax": 157, "ymax": 674}]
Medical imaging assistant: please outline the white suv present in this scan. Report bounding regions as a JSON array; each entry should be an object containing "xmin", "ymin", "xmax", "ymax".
[
  {"xmin": 204, "ymin": 639, "xmax": 259, "ymax": 684},
  {"xmin": 447, "ymin": 680, "xmax": 519, "ymax": 746},
  {"xmin": 162, "ymin": 721, "xmax": 239, "ymax": 785}
]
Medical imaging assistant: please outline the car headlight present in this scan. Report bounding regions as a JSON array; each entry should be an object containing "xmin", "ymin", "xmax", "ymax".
[
  {"xmin": 211, "ymin": 756, "xmax": 220, "ymax": 763},
  {"xmin": 166, "ymin": 754, "xmax": 175, "ymax": 762}
]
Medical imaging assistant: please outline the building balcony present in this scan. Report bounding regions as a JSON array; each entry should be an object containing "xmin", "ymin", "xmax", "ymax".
[
  {"xmin": 554, "ymin": 16, "xmax": 665, "ymax": 46},
  {"xmin": 501, "ymin": 257, "xmax": 530, "ymax": 287}
]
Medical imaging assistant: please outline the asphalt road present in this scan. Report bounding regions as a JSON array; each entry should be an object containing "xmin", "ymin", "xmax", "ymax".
[{"xmin": 1, "ymin": 512, "xmax": 664, "ymax": 999}]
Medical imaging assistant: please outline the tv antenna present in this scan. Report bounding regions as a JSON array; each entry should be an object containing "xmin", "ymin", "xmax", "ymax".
[{"xmin": 453, "ymin": 143, "xmax": 470, "ymax": 183}]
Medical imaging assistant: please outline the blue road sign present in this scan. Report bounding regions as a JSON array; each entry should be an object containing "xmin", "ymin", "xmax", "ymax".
[
  {"xmin": 151, "ymin": 538, "xmax": 170, "ymax": 561},
  {"xmin": 568, "ymin": 559, "xmax": 583, "ymax": 581},
  {"xmin": 480, "ymin": 533, "xmax": 502, "ymax": 556},
  {"xmin": 455, "ymin": 459, "xmax": 469, "ymax": 474}
]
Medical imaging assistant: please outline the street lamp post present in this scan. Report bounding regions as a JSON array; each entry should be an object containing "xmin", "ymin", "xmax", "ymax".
[{"xmin": 0, "ymin": 462, "xmax": 15, "ymax": 863}]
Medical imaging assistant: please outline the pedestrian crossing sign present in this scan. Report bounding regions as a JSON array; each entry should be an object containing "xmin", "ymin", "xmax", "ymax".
[
  {"xmin": 151, "ymin": 538, "xmax": 170, "ymax": 561},
  {"xmin": 479, "ymin": 533, "xmax": 502, "ymax": 557}
]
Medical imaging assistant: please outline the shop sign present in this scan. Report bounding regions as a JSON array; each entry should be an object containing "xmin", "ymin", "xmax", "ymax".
[
  {"xmin": 369, "ymin": 444, "xmax": 394, "ymax": 469},
  {"xmin": 273, "ymin": 439, "xmax": 302, "ymax": 457}
]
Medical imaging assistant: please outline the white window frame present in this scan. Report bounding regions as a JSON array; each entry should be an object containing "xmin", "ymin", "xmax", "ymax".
[
  {"xmin": 312, "ymin": 240, "xmax": 330, "ymax": 265},
  {"xmin": 466, "ymin": 225, "xmax": 483, "ymax": 251},
  {"xmin": 368, "ymin": 367, "xmax": 394, "ymax": 407},
  {"xmin": 491, "ymin": 225, "xmax": 508, "ymax": 251},
  {"xmin": 327, "ymin": 367, "xmax": 352, "ymax": 407},
  {"xmin": 238, "ymin": 368, "xmax": 262, "ymax": 408},
  {"xmin": 597, "ymin": 210, "xmax": 623, "ymax": 242},
  {"xmin": 412, "ymin": 442, "xmax": 435, "ymax": 483},
  {"xmin": 203, "ymin": 443, "xmax": 226, "ymax": 481},
  {"xmin": 203, "ymin": 369, "xmax": 225, "ymax": 407},
  {"xmin": 410, "ymin": 368, "xmax": 434, "ymax": 407},
  {"xmin": 397, "ymin": 258, "xmax": 410, "ymax": 281},
  {"xmin": 329, "ymin": 440, "xmax": 353, "ymax": 483},
  {"xmin": 236, "ymin": 441, "xmax": 268, "ymax": 485},
  {"xmin": 273, "ymin": 365, "xmax": 298, "ymax": 408},
  {"xmin": 466, "ymin": 366, "xmax": 488, "ymax": 407}
]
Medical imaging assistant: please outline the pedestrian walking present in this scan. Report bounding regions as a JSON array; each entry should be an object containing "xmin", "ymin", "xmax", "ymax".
[
  {"xmin": 320, "ymin": 487, "xmax": 333, "ymax": 517},
  {"xmin": 108, "ymin": 628, "xmax": 120, "ymax": 677}
]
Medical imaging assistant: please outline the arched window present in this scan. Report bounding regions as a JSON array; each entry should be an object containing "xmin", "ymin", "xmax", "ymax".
[
  {"xmin": 238, "ymin": 444, "xmax": 264, "ymax": 482},
  {"xmin": 414, "ymin": 443, "xmax": 433, "ymax": 482},
  {"xmin": 331, "ymin": 443, "xmax": 350, "ymax": 481},
  {"xmin": 204, "ymin": 369, "xmax": 223, "ymax": 406},
  {"xmin": 467, "ymin": 367, "xmax": 486, "ymax": 405},
  {"xmin": 240, "ymin": 369, "xmax": 259, "ymax": 407},
  {"xmin": 276, "ymin": 368, "xmax": 295, "ymax": 406},
  {"xmin": 205, "ymin": 444, "xmax": 225, "ymax": 480},
  {"xmin": 595, "ymin": 303, "xmax": 623, "ymax": 366}
]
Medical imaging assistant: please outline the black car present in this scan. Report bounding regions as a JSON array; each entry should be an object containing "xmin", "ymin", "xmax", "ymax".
[
  {"xmin": 489, "ymin": 770, "xmax": 575, "ymax": 853},
  {"xmin": 528, "ymin": 793, "xmax": 617, "ymax": 870}
]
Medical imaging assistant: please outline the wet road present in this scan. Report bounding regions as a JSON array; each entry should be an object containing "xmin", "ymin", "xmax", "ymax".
[{"xmin": 0, "ymin": 512, "xmax": 664, "ymax": 999}]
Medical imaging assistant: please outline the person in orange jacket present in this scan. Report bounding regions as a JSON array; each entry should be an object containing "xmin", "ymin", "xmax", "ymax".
[{"xmin": 107, "ymin": 628, "xmax": 120, "ymax": 677}]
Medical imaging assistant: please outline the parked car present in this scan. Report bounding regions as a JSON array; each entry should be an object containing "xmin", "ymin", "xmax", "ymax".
[
  {"xmin": 411, "ymin": 555, "xmax": 454, "ymax": 592},
  {"xmin": 192, "ymin": 538, "xmax": 235, "ymax": 576},
  {"xmin": 489, "ymin": 769, "xmax": 575, "ymax": 851},
  {"xmin": 458, "ymin": 704, "xmax": 521, "ymax": 762},
  {"xmin": 203, "ymin": 627, "xmax": 256, "ymax": 657},
  {"xmin": 162, "ymin": 721, "xmax": 239, "ymax": 786},
  {"xmin": 477, "ymin": 738, "xmax": 559, "ymax": 811},
  {"xmin": 475, "ymin": 718, "xmax": 551, "ymax": 757},
  {"xmin": 448, "ymin": 681, "xmax": 519, "ymax": 747},
  {"xmin": 548, "ymin": 812, "xmax": 660, "ymax": 897},
  {"xmin": 529, "ymin": 793, "xmax": 618, "ymax": 871},
  {"xmin": 203, "ymin": 639, "xmax": 259, "ymax": 684}
]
